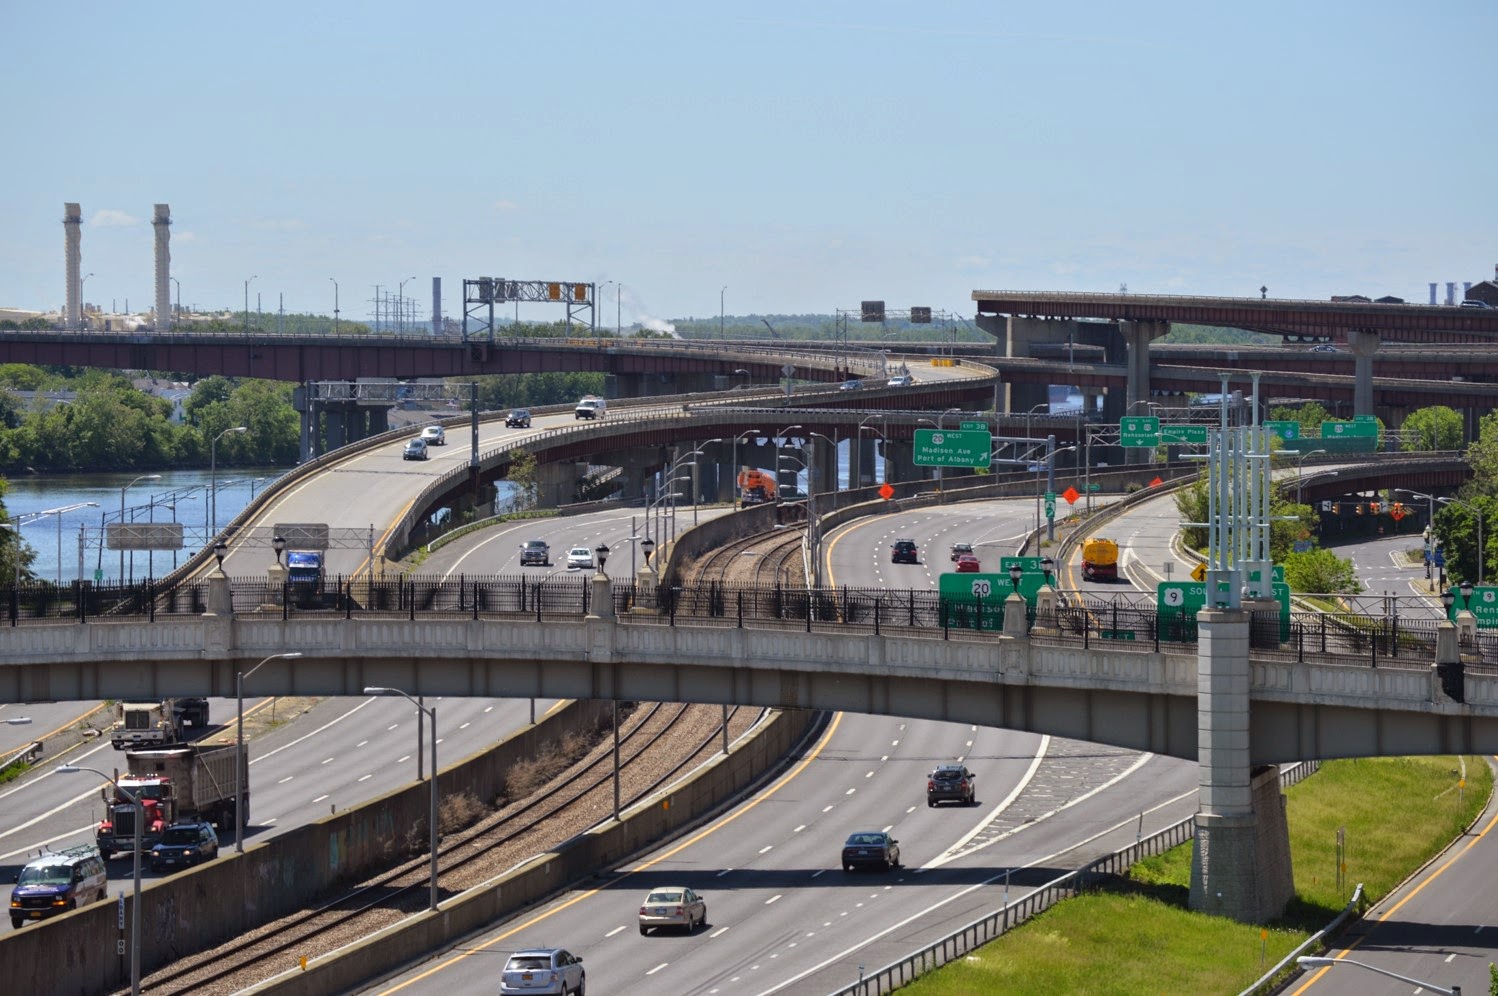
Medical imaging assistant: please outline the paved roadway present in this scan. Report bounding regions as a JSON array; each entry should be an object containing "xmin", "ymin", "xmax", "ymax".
[{"xmin": 363, "ymin": 498, "xmax": 1198, "ymax": 994}]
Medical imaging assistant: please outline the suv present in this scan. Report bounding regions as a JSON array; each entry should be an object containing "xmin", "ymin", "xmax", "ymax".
[
  {"xmin": 520, "ymin": 540, "xmax": 551, "ymax": 567},
  {"xmin": 10, "ymin": 844, "xmax": 108, "ymax": 928},
  {"xmin": 891, "ymin": 539, "xmax": 918, "ymax": 564},
  {"xmin": 420, "ymin": 425, "xmax": 446, "ymax": 446},
  {"xmin": 500, "ymin": 948, "xmax": 585, "ymax": 996},
  {"xmin": 402, "ymin": 438, "xmax": 429, "ymax": 460},
  {"xmin": 506, "ymin": 408, "xmax": 532, "ymax": 428},
  {"xmin": 887, "ymin": 373, "xmax": 914, "ymax": 387},
  {"xmin": 149, "ymin": 821, "xmax": 219, "ymax": 870},
  {"xmin": 927, "ymin": 764, "xmax": 976, "ymax": 807},
  {"xmin": 950, "ymin": 543, "xmax": 974, "ymax": 561}
]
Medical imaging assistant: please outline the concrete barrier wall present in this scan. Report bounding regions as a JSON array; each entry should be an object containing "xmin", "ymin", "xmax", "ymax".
[
  {"xmin": 252, "ymin": 707, "xmax": 818, "ymax": 996},
  {"xmin": 2, "ymin": 698, "xmax": 614, "ymax": 996}
]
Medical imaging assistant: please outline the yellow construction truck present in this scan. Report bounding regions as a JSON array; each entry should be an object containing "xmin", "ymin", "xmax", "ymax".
[{"xmin": 1081, "ymin": 537, "xmax": 1120, "ymax": 582}]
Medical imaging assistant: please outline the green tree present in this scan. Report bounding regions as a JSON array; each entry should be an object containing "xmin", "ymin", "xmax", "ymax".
[
  {"xmin": 1464, "ymin": 411, "xmax": 1498, "ymax": 496},
  {"xmin": 504, "ymin": 448, "xmax": 539, "ymax": 507},
  {"xmin": 183, "ymin": 376, "xmax": 234, "ymax": 427},
  {"xmin": 1433, "ymin": 495, "xmax": 1496, "ymax": 586},
  {"xmin": 1400, "ymin": 406, "xmax": 1463, "ymax": 452},
  {"xmin": 1267, "ymin": 401, "xmax": 1332, "ymax": 436},
  {"xmin": 1282, "ymin": 548, "xmax": 1362, "ymax": 594}
]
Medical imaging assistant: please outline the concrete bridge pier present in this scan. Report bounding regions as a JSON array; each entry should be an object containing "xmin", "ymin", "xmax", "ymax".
[
  {"xmin": 612, "ymin": 373, "xmax": 650, "ymax": 399},
  {"xmin": 535, "ymin": 460, "xmax": 582, "ymax": 509},
  {"xmin": 884, "ymin": 440, "xmax": 916, "ymax": 484},
  {"xmin": 1189, "ymin": 608, "xmax": 1294, "ymax": 923},
  {"xmin": 850, "ymin": 436, "xmax": 882, "ymax": 487},
  {"xmin": 1348, "ymin": 329, "xmax": 1381, "ymax": 418},
  {"xmin": 1120, "ymin": 320, "xmax": 1170, "ymax": 464},
  {"xmin": 809, "ymin": 435, "xmax": 839, "ymax": 495}
]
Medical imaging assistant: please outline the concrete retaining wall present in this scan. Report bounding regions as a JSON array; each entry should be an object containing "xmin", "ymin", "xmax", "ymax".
[
  {"xmin": 1, "ymin": 698, "xmax": 615, "ymax": 996},
  {"xmin": 250, "ymin": 708, "xmax": 819, "ymax": 995}
]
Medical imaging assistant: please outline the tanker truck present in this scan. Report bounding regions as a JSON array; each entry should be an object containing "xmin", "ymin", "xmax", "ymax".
[{"xmin": 1081, "ymin": 537, "xmax": 1120, "ymax": 582}]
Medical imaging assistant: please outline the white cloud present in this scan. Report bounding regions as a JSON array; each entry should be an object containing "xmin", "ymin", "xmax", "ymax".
[
  {"xmin": 175, "ymin": 230, "xmax": 197, "ymax": 243},
  {"xmin": 91, "ymin": 209, "xmax": 138, "ymax": 227},
  {"xmin": 492, "ymin": 199, "xmax": 519, "ymax": 212},
  {"xmin": 252, "ymin": 218, "xmax": 307, "ymax": 232}
]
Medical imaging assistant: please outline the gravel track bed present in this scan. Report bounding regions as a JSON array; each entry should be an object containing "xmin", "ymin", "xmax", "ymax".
[{"xmin": 136, "ymin": 702, "xmax": 759, "ymax": 995}]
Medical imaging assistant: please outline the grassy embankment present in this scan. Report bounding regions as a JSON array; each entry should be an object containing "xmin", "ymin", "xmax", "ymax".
[{"xmin": 900, "ymin": 755, "xmax": 1490, "ymax": 995}]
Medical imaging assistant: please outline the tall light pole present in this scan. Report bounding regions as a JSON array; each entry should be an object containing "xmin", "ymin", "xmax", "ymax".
[
  {"xmin": 119, "ymin": 475, "xmax": 160, "ymax": 582},
  {"xmin": 1293, "ymin": 448, "xmax": 1327, "ymax": 505},
  {"xmin": 615, "ymin": 282, "xmax": 621, "ymax": 335},
  {"xmin": 58, "ymin": 765, "xmax": 142, "ymax": 996},
  {"xmin": 329, "ymin": 277, "xmax": 340, "ymax": 335},
  {"xmin": 732, "ymin": 429, "xmax": 761, "ymax": 506},
  {"xmin": 1437, "ymin": 495, "xmax": 1485, "ymax": 585},
  {"xmin": 858, "ymin": 413, "xmax": 888, "ymax": 486},
  {"xmin": 170, "ymin": 277, "xmax": 181, "ymax": 321},
  {"xmin": 79, "ymin": 272, "xmax": 95, "ymax": 327},
  {"xmin": 1296, "ymin": 956, "xmax": 1459, "ymax": 995},
  {"xmin": 243, "ymin": 275, "xmax": 257, "ymax": 334},
  {"xmin": 398, "ymin": 276, "xmax": 416, "ymax": 333},
  {"xmin": 209, "ymin": 426, "xmax": 248, "ymax": 545},
  {"xmin": 775, "ymin": 425, "xmax": 802, "ymax": 503},
  {"xmin": 720, "ymin": 286, "xmax": 727, "ymax": 339},
  {"xmin": 364, "ymin": 686, "xmax": 440, "ymax": 911},
  {"xmin": 25, "ymin": 502, "xmax": 99, "ymax": 586},
  {"xmin": 598, "ymin": 281, "xmax": 614, "ymax": 335},
  {"xmin": 237, "ymin": 652, "xmax": 302, "ymax": 853}
]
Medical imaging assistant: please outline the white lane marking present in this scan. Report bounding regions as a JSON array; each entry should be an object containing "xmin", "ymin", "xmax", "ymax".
[
  {"xmin": 844, "ymin": 788, "xmax": 856, "ymax": 795},
  {"xmin": 263, "ymin": 818, "xmax": 277, "ymax": 825},
  {"xmin": 321, "ymin": 757, "xmax": 335, "ymax": 765},
  {"xmin": 891, "ymin": 740, "xmax": 899, "ymax": 747},
  {"xmin": 1445, "ymin": 953, "xmax": 1457, "ymax": 963},
  {"xmin": 397, "ymin": 755, "xmax": 411, "ymax": 764},
  {"xmin": 710, "ymin": 926, "xmax": 730, "ymax": 937},
  {"xmin": 357, "ymin": 774, "xmax": 372, "ymax": 782},
  {"xmin": 483, "ymin": 705, "xmax": 494, "ymax": 713},
  {"xmin": 927, "ymin": 736, "xmax": 1050, "ymax": 865},
  {"xmin": 810, "ymin": 870, "xmax": 825, "ymax": 879},
  {"xmin": 864, "ymin": 771, "xmax": 874, "ymax": 779},
  {"xmin": 765, "ymin": 894, "xmax": 782, "ymax": 905},
  {"xmin": 716, "ymin": 868, "xmax": 733, "ymax": 877},
  {"xmin": 821, "ymin": 805, "xmax": 833, "ymax": 812},
  {"xmin": 880, "ymin": 755, "xmax": 888, "ymax": 762},
  {"xmin": 793, "ymin": 825, "xmax": 805, "ymax": 833},
  {"xmin": 388, "ymin": 724, "xmax": 399, "ymax": 731},
  {"xmin": 459, "ymin": 722, "xmax": 471, "ymax": 730},
  {"xmin": 758, "ymin": 845, "xmax": 773, "ymax": 854},
  {"xmin": 278, "ymin": 776, "xmax": 294, "ymax": 784},
  {"xmin": 312, "ymin": 794, "xmax": 329, "ymax": 803},
  {"xmin": 905, "ymin": 806, "xmax": 916, "ymax": 814},
  {"xmin": 356, "ymin": 740, "xmax": 368, "ymax": 748},
  {"xmin": 605, "ymin": 925, "xmax": 626, "ymax": 937},
  {"xmin": 646, "ymin": 962, "xmax": 669, "ymax": 975}
]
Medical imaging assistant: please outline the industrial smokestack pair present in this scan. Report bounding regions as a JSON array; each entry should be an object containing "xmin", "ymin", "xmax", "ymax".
[{"xmin": 63, "ymin": 202, "xmax": 172, "ymax": 330}]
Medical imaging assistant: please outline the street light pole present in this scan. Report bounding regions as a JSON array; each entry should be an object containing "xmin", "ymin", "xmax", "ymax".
[
  {"xmin": 243, "ymin": 275, "xmax": 257, "ymax": 334},
  {"xmin": 1294, "ymin": 448, "xmax": 1327, "ymax": 505},
  {"xmin": 364, "ymin": 687, "xmax": 440, "ymax": 911},
  {"xmin": 1437, "ymin": 496, "xmax": 1485, "ymax": 585},
  {"xmin": 398, "ymin": 276, "xmax": 416, "ymax": 333},
  {"xmin": 1296, "ymin": 956, "xmax": 1459, "ymax": 995},
  {"xmin": 237, "ymin": 652, "xmax": 302, "ymax": 854},
  {"xmin": 58, "ymin": 766, "xmax": 143, "ymax": 996},
  {"xmin": 329, "ymin": 277, "xmax": 340, "ymax": 335},
  {"xmin": 720, "ymin": 286, "xmax": 727, "ymax": 339},
  {"xmin": 119, "ymin": 475, "xmax": 161, "ymax": 582},
  {"xmin": 209, "ymin": 426, "xmax": 248, "ymax": 547}
]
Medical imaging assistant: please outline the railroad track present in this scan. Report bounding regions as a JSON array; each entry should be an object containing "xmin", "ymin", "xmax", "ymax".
[
  {"xmin": 142, "ymin": 702, "xmax": 765, "ymax": 996},
  {"xmin": 694, "ymin": 528, "xmax": 807, "ymax": 587}
]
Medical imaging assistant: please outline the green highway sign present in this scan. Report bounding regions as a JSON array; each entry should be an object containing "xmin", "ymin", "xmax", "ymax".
[
  {"xmin": 1000, "ymin": 556, "xmax": 1042, "ymax": 573},
  {"xmin": 1321, "ymin": 419, "xmax": 1378, "ymax": 439},
  {"xmin": 1086, "ymin": 483, "xmax": 1101, "ymax": 492},
  {"xmin": 960, "ymin": 420, "xmax": 989, "ymax": 431},
  {"xmin": 914, "ymin": 428, "xmax": 992, "ymax": 467},
  {"xmin": 1264, "ymin": 420, "xmax": 1301, "ymax": 440},
  {"xmin": 938, "ymin": 571, "xmax": 1049, "ymax": 630},
  {"xmin": 1448, "ymin": 586, "xmax": 1498, "ymax": 628},
  {"xmin": 1119, "ymin": 415, "xmax": 1160, "ymax": 448},
  {"xmin": 1157, "ymin": 580, "xmax": 1290, "ymax": 640},
  {"xmin": 1161, "ymin": 424, "xmax": 1208, "ymax": 445},
  {"xmin": 1044, "ymin": 491, "xmax": 1056, "ymax": 520}
]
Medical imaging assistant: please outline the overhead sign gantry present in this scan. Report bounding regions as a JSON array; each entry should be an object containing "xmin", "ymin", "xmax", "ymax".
[{"xmin": 462, "ymin": 278, "xmax": 603, "ymax": 344}]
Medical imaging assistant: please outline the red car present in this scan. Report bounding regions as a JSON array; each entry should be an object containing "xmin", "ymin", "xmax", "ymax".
[{"xmin": 955, "ymin": 553, "xmax": 980, "ymax": 573}]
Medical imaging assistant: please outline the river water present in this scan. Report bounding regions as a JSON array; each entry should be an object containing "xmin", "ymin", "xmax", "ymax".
[{"xmin": 3, "ymin": 467, "xmax": 288, "ymax": 585}]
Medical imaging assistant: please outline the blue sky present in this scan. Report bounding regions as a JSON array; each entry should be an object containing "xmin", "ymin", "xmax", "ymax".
[{"xmin": 4, "ymin": 1, "xmax": 1494, "ymax": 328}]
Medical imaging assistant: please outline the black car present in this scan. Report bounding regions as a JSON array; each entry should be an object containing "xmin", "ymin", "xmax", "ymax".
[
  {"xmin": 927, "ymin": 764, "xmax": 976, "ymax": 807},
  {"xmin": 506, "ymin": 408, "xmax": 532, "ymax": 428},
  {"xmin": 891, "ymin": 539, "xmax": 918, "ymax": 564},
  {"xmin": 519, "ymin": 540, "xmax": 550, "ymax": 567},
  {"xmin": 842, "ymin": 830, "xmax": 900, "ymax": 872},
  {"xmin": 149, "ymin": 821, "xmax": 219, "ymax": 871}
]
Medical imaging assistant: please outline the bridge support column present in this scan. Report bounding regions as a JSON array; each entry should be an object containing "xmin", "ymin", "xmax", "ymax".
[
  {"xmin": 1190, "ymin": 608, "xmax": 1294, "ymax": 923},
  {"xmin": 883, "ymin": 440, "xmax": 916, "ymax": 484},
  {"xmin": 1121, "ymin": 320, "xmax": 1169, "ymax": 464},
  {"xmin": 1435, "ymin": 618, "xmax": 1464, "ymax": 703},
  {"xmin": 534, "ymin": 460, "xmax": 580, "ymax": 509},
  {"xmin": 1348, "ymin": 329, "xmax": 1381, "ymax": 418},
  {"xmin": 810, "ymin": 435, "xmax": 838, "ymax": 496},
  {"xmin": 613, "ymin": 373, "xmax": 650, "ymax": 399},
  {"xmin": 849, "ymin": 436, "xmax": 881, "ymax": 488}
]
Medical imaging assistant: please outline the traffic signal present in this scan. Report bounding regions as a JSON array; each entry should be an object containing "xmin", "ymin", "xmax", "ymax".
[
  {"xmin": 1369, "ymin": 501, "xmax": 1381, "ymax": 514},
  {"xmin": 1354, "ymin": 504, "xmax": 1364, "ymax": 515},
  {"xmin": 1331, "ymin": 503, "xmax": 1341, "ymax": 514}
]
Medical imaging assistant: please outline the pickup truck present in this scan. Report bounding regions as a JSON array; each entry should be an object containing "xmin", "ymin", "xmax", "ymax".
[{"xmin": 520, "ymin": 540, "xmax": 550, "ymax": 566}]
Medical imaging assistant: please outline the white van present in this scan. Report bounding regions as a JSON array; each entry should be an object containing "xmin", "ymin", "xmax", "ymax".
[{"xmin": 575, "ymin": 396, "xmax": 608, "ymax": 419}]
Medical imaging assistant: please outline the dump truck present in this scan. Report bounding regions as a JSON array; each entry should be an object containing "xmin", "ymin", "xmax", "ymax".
[
  {"xmin": 110, "ymin": 697, "xmax": 209, "ymax": 750},
  {"xmin": 94, "ymin": 744, "xmax": 247, "ymax": 858},
  {"xmin": 1081, "ymin": 537, "xmax": 1120, "ymax": 582},
  {"xmin": 737, "ymin": 468, "xmax": 778, "ymax": 506}
]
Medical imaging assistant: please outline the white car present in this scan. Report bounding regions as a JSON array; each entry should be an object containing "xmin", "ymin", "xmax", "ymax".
[
  {"xmin": 566, "ymin": 547, "xmax": 594, "ymax": 570},
  {"xmin": 420, "ymin": 425, "xmax": 446, "ymax": 445},
  {"xmin": 887, "ymin": 374, "xmax": 914, "ymax": 387}
]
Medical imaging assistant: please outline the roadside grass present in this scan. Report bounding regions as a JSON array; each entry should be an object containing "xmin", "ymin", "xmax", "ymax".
[{"xmin": 898, "ymin": 756, "xmax": 1491, "ymax": 995}]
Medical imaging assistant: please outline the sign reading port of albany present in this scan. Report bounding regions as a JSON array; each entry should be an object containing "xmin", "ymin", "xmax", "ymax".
[{"xmin": 913, "ymin": 428, "xmax": 992, "ymax": 468}]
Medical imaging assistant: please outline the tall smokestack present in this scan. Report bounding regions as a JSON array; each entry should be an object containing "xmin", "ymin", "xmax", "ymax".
[
  {"xmin": 1429, "ymin": 282, "xmax": 1438, "ymax": 306},
  {"xmin": 64, "ymin": 203, "xmax": 82, "ymax": 327},
  {"xmin": 153, "ymin": 204, "xmax": 171, "ymax": 331},
  {"xmin": 431, "ymin": 277, "xmax": 441, "ymax": 337},
  {"xmin": 1446, "ymin": 282, "xmax": 1456, "ymax": 306}
]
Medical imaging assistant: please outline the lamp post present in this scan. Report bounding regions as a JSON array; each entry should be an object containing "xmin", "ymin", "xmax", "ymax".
[
  {"xmin": 731, "ymin": 429, "xmax": 760, "ymax": 506},
  {"xmin": 1437, "ymin": 496, "xmax": 1485, "ymax": 585},
  {"xmin": 363, "ymin": 687, "xmax": 440, "ymax": 911},
  {"xmin": 329, "ymin": 277, "xmax": 340, "ymax": 335},
  {"xmin": 615, "ymin": 282, "xmax": 621, "ymax": 335},
  {"xmin": 1024, "ymin": 402, "xmax": 1050, "ymax": 442},
  {"xmin": 58, "ymin": 765, "xmax": 143, "ymax": 996},
  {"xmin": 720, "ymin": 285, "xmax": 727, "ymax": 339},
  {"xmin": 119, "ymin": 474, "xmax": 161, "ymax": 582},
  {"xmin": 598, "ymin": 281, "xmax": 614, "ymax": 335},
  {"xmin": 170, "ymin": 277, "xmax": 181, "ymax": 322},
  {"xmin": 1293, "ymin": 448, "xmax": 1327, "ymax": 505},
  {"xmin": 17, "ymin": 502, "xmax": 99, "ymax": 586},
  {"xmin": 236, "ymin": 652, "xmax": 302, "ymax": 853},
  {"xmin": 398, "ymin": 276, "xmax": 416, "ymax": 333},
  {"xmin": 1296, "ymin": 956, "xmax": 1459, "ymax": 995},
  {"xmin": 857, "ymin": 413, "xmax": 888, "ymax": 486},
  {"xmin": 775, "ymin": 425, "xmax": 802, "ymax": 503},
  {"xmin": 1009, "ymin": 562, "xmax": 1023, "ymax": 592},
  {"xmin": 243, "ymin": 275, "xmax": 257, "ymax": 334},
  {"xmin": 209, "ymin": 426, "xmax": 248, "ymax": 545}
]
